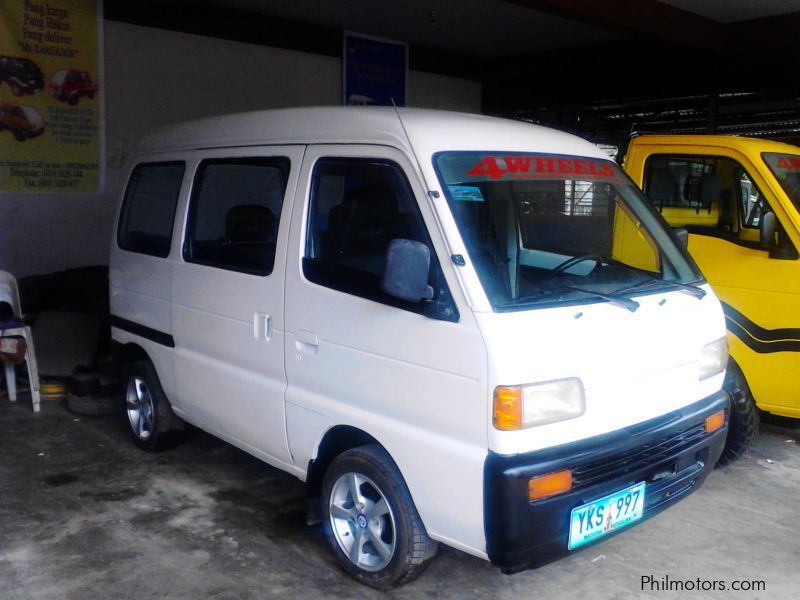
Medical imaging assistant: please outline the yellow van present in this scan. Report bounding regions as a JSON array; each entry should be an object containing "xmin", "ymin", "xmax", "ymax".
[{"xmin": 625, "ymin": 134, "xmax": 800, "ymax": 464}]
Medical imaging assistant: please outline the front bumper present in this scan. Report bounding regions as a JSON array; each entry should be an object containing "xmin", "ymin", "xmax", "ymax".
[{"xmin": 484, "ymin": 391, "xmax": 728, "ymax": 573}]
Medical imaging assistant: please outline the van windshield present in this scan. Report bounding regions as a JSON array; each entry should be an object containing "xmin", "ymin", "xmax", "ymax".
[
  {"xmin": 763, "ymin": 153, "xmax": 800, "ymax": 212},
  {"xmin": 434, "ymin": 152, "xmax": 702, "ymax": 310},
  {"xmin": 21, "ymin": 60, "xmax": 40, "ymax": 76}
]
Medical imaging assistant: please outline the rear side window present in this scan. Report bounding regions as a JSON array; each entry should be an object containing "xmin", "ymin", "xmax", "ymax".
[
  {"xmin": 117, "ymin": 162, "xmax": 185, "ymax": 258},
  {"xmin": 303, "ymin": 157, "xmax": 457, "ymax": 321},
  {"xmin": 183, "ymin": 158, "xmax": 290, "ymax": 276}
]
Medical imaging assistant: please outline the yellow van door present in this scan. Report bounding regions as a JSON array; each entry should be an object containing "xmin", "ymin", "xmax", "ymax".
[{"xmin": 638, "ymin": 149, "xmax": 800, "ymax": 419}]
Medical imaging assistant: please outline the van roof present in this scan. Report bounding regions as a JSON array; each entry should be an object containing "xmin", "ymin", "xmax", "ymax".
[
  {"xmin": 138, "ymin": 107, "xmax": 606, "ymax": 160},
  {"xmin": 630, "ymin": 133, "xmax": 800, "ymax": 155}
]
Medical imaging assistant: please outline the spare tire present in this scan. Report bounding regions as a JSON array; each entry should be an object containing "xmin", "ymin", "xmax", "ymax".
[{"xmin": 66, "ymin": 386, "xmax": 124, "ymax": 416}]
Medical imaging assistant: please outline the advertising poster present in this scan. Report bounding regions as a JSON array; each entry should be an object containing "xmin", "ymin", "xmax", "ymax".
[
  {"xmin": 0, "ymin": 0, "xmax": 102, "ymax": 193},
  {"xmin": 343, "ymin": 33, "xmax": 407, "ymax": 107}
]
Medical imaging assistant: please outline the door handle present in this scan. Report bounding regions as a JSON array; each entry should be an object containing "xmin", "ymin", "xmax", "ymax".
[
  {"xmin": 253, "ymin": 312, "xmax": 271, "ymax": 341},
  {"xmin": 295, "ymin": 329, "xmax": 319, "ymax": 353},
  {"xmin": 296, "ymin": 330, "xmax": 319, "ymax": 346}
]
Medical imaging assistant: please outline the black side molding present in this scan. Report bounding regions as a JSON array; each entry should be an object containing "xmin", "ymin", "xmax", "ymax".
[
  {"xmin": 721, "ymin": 301, "xmax": 800, "ymax": 353},
  {"xmin": 110, "ymin": 315, "xmax": 175, "ymax": 348}
]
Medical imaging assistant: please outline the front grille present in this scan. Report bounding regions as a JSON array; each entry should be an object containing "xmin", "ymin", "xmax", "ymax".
[{"xmin": 571, "ymin": 423, "xmax": 707, "ymax": 489}]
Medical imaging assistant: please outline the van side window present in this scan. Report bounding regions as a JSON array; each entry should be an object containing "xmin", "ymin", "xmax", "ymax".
[
  {"xmin": 644, "ymin": 154, "xmax": 770, "ymax": 232},
  {"xmin": 117, "ymin": 162, "xmax": 185, "ymax": 258},
  {"xmin": 303, "ymin": 158, "xmax": 458, "ymax": 321},
  {"xmin": 184, "ymin": 158, "xmax": 290, "ymax": 276}
]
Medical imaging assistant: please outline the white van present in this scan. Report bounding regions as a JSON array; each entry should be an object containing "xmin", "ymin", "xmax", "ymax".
[{"xmin": 110, "ymin": 107, "xmax": 729, "ymax": 588}]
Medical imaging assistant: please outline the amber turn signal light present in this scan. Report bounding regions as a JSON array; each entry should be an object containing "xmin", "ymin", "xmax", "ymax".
[
  {"xmin": 705, "ymin": 409, "xmax": 726, "ymax": 434},
  {"xmin": 528, "ymin": 470, "xmax": 573, "ymax": 501},
  {"xmin": 493, "ymin": 386, "xmax": 523, "ymax": 430}
]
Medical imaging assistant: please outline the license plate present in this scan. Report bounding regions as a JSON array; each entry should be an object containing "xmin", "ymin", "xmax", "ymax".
[{"xmin": 568, "ymin": 482, "xmax": 646, "ymax": 550}]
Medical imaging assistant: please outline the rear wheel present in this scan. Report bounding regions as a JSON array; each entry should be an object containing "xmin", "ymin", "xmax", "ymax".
[
  {"xmin": 68, "ymin": 93, "xmax": 78, "ymax": 106},
  {"xmin": 321, "ymin": 445, "xmax": 438, "ymax": 589},
  {"xmin": 13, "ymin": 130, "xmax": 25, "ymax": 142},
  {"xmin": 124, "ymin": 360, "xmax": 185, "ymax": 451},
  {"xmin": 716, "ymin": 359, "xmax": 759, "ymax": 467}
]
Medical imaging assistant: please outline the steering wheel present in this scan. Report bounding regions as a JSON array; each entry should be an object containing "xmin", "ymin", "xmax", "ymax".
[{"xmin": 552, "ymin": 253, "xmax": 604, "ymax": 274}]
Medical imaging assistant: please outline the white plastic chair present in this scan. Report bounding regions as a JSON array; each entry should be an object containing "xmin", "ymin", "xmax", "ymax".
[
  {"xmin": 0, "ymin": 270, "xmax": 22, "ymax": 318},
  {"xmin": 1, "ymin": 270, "xmax": 41, "ymax": 413}
]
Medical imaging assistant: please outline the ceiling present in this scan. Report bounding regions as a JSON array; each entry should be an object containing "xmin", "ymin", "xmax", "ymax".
[
  {"xmin": 213, "ymin": 0, "xmax": 621, "ymax": 57},
  {"xmin": 661, "ymin": 0, "xmax": 800, "ymax": 23},
  {"xmin": 107, "ymin": 0, "xmax": 800, "ymax": 143},
  {"xmin": 209, "ymin": 0, "xmax": 800, "ymax": 56}
]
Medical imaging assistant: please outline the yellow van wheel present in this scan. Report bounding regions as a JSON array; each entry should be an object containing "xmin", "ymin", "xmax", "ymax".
[{"xmin": 716, "ymin": 359, "xmax": 759, "ymax": 467}]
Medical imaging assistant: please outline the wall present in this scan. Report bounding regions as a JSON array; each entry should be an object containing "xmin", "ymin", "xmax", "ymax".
[{"xmin": 0, "ymin": 21, "xmax": 482, "ymax": 278}]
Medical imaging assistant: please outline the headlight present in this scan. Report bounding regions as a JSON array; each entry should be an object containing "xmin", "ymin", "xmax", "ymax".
[
  {"xmin": 493, "ymin": 378, "xmax": 585, "ymax": 430},
  {"xmin": 699, "ymin": 337, "xmax": 728, "ymax": 380}
]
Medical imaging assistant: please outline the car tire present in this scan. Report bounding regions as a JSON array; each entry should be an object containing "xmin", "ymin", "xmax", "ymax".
[
  {"xmin": 320, "ymin": 444, "xmax": 438, "ymax": 589},
  {"xmin": 67, "ymin": 93, "xmax": 78, "ymax": 106},
  {"xmin": 716, "ymin": 359, "xmax": 759, "ymax": 467},
  {"xmin": 13, "ymin": 130, "xmax": 25, "ymax": 142},
  {"xmin": 66, "ymin": 388, "xmax": 124, "ymax": 417},
  {"xmin": 11, "ymin": 83, "xmax": 22, "ymax": 96},
  {"xmin": 123, "ymin": 360, "xmax": 185, "ymax": 451}
]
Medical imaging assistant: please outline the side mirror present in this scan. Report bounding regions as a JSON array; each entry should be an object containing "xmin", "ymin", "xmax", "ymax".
[
  {"xmin": 760, "ymin": 211, "xmax": 777, "ymax": 247},
  {"xmin": 761, "ymin": 212, "xmax": 800, "ymax": 260},
  {"xmin": 673, "ymin": 227, "xmax": 689, "ymax": 250},
  {"xmin": 381, "ymin": 239, "xmax": 434, "ymax": 302}
]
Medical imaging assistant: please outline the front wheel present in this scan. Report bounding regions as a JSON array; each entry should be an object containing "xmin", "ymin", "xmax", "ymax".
[
  {"xmin": 321, "ymin": 445, "xmax": 438, "ymax": 589},
  {"xmin": 124, "ymin": 360, "xmax": 185, "ymax": 451},
  {"xmin": 716, "ymin": 359, "xmax": 759, "ymax": 467}
]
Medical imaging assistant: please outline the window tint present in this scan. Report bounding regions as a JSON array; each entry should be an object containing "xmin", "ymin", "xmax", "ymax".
[
  {"xmin": 117, "ymin": 162, "xmax": 185, "ymax": 258},
  {"xmin": 304, "ymin": 158, "xmax": 457, "ymax": 321},
  {"xmin": 434, "ymin": 152, "xmax": 695, "ymax": 310},
  {"xmin": 644, "ymin": 154, "xmax": 769, "ymax": 232},
  {"xmin": 517, "ymin": 179, "xmax": 614, "ymax": 256},
  {"xmin": 184, "ymin": 158, "xmax": 289, "ymax": 276}
]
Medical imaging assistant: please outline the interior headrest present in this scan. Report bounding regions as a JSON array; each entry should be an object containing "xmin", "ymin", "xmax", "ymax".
[
  {"xmin": 344, "ymin": 184, "xmax": 397, "ymax": 214},
  {"xmin": 698, "ymin": 174, "xmax": 721, "ymax": 206},
  {"xmin": 225, "ymin": 204, "xmax": 275, "ymax": 243},
  {"xmin": 330, "ymin": 184, "xmax": 398, "ymax": 245},
  {"xmin": 648, "ymin": 168, "xmax": 676, "ymax": 204}
]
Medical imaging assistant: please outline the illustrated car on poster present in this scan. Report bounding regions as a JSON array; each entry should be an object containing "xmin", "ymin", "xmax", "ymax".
[
  {"xmin": 0, "ymin": 101, "xmax": 44, "ymax": 141},
  {"xmin": 0, "ymin": 56, "xmax": 44, "ymax": 96},
  {"xmin": 49, "ymin": 69, "xmax": 98, "ymax": 106}
]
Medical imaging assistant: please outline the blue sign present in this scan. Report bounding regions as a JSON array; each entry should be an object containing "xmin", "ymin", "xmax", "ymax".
[{"xmin": 344, "ymin": 34, "xmax": 407, "ymax": 107}]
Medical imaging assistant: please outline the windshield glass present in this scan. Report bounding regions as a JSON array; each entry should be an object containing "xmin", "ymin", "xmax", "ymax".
[
  {"xmin": 20, "ymin": 106, "xmax": 42, "ymax": 126},
  {"xmin": 763, "ymin": 153, "xmax": 800, "ymax": 212},
  {"xmin": 21, "ymin": 60, "xmax": 40, "ymax": 77},
  {"xmin": 434, "ymin": 152, "xmax": 702, "ymax": 310}
]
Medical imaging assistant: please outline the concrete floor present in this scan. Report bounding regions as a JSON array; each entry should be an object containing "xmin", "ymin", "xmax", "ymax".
[{"xmin": 1, "ymin": 395, "xmax": 799, "ymax": 600}]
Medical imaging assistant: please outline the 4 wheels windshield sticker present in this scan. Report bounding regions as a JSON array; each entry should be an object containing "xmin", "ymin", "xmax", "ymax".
[{"xmin": 464, "ymin": 154, "xmax": 627, "ymax": 183}]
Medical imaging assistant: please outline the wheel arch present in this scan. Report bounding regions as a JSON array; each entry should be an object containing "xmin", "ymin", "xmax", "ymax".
[
  {"xmin": 113, "ymin": 341, "xmax": 150, "ymax": 366},
  {"xmin": 305, "ymin": 424, "xmax": 383, "ymax": 502}
]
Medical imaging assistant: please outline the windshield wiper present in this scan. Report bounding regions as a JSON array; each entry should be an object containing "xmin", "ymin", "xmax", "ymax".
[
  {"xmin": 503, "ymin": 285, "xmax": 640, "ymax": 312},
  {"xmin": 615, "ymin": 278, "xmax": 706, "ymax": 299}
]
